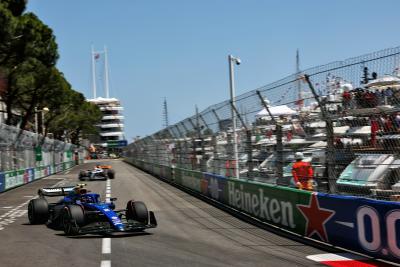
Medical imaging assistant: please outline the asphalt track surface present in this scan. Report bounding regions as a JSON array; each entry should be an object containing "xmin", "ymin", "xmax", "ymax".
[{"xmin": 0, "ymin": 160, "xmax": 335, "ymax": 267}]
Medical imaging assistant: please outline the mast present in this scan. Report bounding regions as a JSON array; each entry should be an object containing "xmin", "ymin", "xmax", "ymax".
[
  {"xmin": 296, "ymin": 49, "xmax": 303, "ymax": 110},
  {"xmin": 163, "ymin": 97, "xmax": 169, "ymax": 128},
  {"xmin": 195, "ymin": 105, "xmax": 200, "ymax": 138},
  {"xmin": 104, "ymin": 45, "xmax": 110, "ymax": 98},
  {"xmin": 91, "ymin": 45, "xmax": 97, "ymax": 98}
]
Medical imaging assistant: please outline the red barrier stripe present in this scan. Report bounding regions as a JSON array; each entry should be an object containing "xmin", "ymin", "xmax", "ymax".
[{"xmin": 321, "ymin": 260, "xmax": 392, "ymax": 267}]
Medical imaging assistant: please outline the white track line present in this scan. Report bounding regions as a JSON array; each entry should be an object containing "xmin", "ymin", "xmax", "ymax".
[
  {"xmin": 101, "ymin": 179, "xmax": 112, "ymax": 267},
  {"xmin": 102, "ymin": 238, "xmax": 111, "ymax": 254},
  {"xmin": 0, "ymin": 198, "xmax": 32, "ymax": 230},
  {"xmin": 100, "ymin": 260, "xmax": 111, "ymax": 267},
  {"xmin": 0, "ymin": 177, "xmax": 68, "ymax": 231}
]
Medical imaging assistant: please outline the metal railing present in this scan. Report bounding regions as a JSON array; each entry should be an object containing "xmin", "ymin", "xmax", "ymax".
[
  {"xmin": 126, "ymin": 46, "xmax": 400, "ymax": 201},
  {"xmin": 0, "ymin": 123, "xmax": 82, "ymax": 171}
]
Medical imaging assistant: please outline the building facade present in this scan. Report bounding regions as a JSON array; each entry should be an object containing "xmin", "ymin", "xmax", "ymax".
[{"xmin": 87, "ymin": 97, "xmax": 127, "ymax": 150}]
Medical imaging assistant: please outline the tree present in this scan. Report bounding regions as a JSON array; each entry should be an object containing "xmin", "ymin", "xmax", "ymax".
[
  {"xmin": 0, "ymin": 2, "xmax": 101, "ymax": 146},
  {"xmin": 0, "ymin": 0, "xmax": 26, "ymax": 16},
  {"xmin": 0, "ymin": 3, "xmax": 18, "ymax": 65},
  {"xmin": 47, "ymin": 93, "xmax": 102, "ymax": 145},
  {"xmin": 0, "ymin": 7, "xmax": 58, "ymax": 127}
]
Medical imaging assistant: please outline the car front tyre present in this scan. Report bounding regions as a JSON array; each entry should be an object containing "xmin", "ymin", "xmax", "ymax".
[
  {"xmin": 107, "ymin": 169, "xmax": 115, "ymax": 179},
  {"xmin": 62, "ymin": 205, "xmax": 85, "ymax": 235},
  {"xmin": 126, "ymin": 200, "xmax": 148, "ymax": 224}
]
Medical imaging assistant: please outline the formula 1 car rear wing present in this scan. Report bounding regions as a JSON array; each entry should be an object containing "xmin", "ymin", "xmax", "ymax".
[
  {"xmin": 98, "ymin": 165, "xmax": 112, "ymax": 169},
  {"xmin": 38, "ymin": 186, "xmax": 75, "ymax": 197}
]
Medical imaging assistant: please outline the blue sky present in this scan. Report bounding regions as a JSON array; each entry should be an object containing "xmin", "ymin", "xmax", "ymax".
[{"xmin": 27, "ymin": 0, "xmax": 400, "ymax": 141}]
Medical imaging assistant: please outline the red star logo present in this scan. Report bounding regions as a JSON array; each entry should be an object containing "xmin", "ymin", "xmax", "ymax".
[{"xmin": 296, "ymin": 193, "xmax": 335, "ymax": 242}]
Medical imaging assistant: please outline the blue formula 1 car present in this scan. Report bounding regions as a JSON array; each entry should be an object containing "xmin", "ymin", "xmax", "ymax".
[{"xmin": 27, "ymin": 184, "xmax": 157, "ymax": 235}]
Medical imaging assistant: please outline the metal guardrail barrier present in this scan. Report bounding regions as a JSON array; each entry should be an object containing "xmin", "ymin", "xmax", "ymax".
[{"xmin": 126, "ymin": 46, "xmax": 400, "ymax": 202}]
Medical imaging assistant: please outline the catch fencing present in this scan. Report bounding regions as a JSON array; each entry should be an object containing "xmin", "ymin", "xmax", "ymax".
[
  {"xmin": 0, "ymin": 123, "xmax": 85, "ymax": 192},
  {"xmin": 126, "ymin": 46, "xmax": 400, "ymax": 201}
]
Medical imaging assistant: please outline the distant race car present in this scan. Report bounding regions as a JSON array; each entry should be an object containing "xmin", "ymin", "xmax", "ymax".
[
  {"xmin": 79, "ymin": 165, "xmax": 115, "ymax": 180},
  {"xmin": 97, "ymin": 165, "xmax": 114, "ymax": 172},
  {"xmin": 27, "ymin": 184, "xmax": 157, "ymax": 235}
]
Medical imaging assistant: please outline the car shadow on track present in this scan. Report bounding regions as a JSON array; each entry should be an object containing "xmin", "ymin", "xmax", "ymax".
[
  {"xmin": 56, "ymin": 232, "xmax": 153, "ymax": 239},
  {"xmin": 21, "ymin": 223, "xmax": 153, "ymax": 239}
]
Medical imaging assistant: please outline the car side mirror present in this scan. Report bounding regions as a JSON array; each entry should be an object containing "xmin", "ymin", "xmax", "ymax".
[{"xmin": 110, "ymin": 197, "xmax": 117, "ymax": 202}]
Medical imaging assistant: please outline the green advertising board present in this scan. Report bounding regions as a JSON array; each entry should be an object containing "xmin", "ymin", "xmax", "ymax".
[
  {"xmin": 107, "ymin": 140, "xmax": 128, "ymax": 148},
  {"xmin": 34, "ymin": 146, "xmax": 42, "ymax": 161},
  {"xmin": 223, "ymin": 179, "xmax": 310, "ymax": 233}
]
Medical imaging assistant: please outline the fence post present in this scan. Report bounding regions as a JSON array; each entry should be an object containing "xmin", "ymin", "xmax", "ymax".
[
  {"xmin": 304, "ymin": 74, "xmax": 337, "ymax": 193},
  {"xmin": 174, "ymin": 125, "xmax": 184, "ymax": 138},
  {"xmin": 211, "ymin": 109, "xmax": 221, "ymax": 132},
  {"xmin": 256, "ymin": 90, "xmax": 283, "ymax": 182},
  {"xmin": 230, "ymin": 100, "xmax": 253, "ymax": 179},
  {"xmin": 245, "ymin": 129, "xmax": 253, "ymax": 179},
  {"xmin": 211, "ymin": 134, "xmax": 218, "ymax": 174}
]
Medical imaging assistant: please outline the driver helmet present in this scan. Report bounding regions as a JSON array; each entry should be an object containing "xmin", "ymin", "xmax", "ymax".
[
  {"xmin": 73, "ymin": 184, "xmax": 87, "ymax": 195},
  {"xmin": 295, "ymin": 152, "xmax": 304, "ymax": 160}
]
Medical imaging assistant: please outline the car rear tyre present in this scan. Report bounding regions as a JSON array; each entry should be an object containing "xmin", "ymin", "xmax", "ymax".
[
  {"xmin": 28, "ymin": 198, "xmax": 49, "ymax": 224},
  {"xmin": 62, "ymin": 205, "xmax": 85, "ymax": 235},
  {"xmin": 126, "ymin": 200, "xmax": 148, "ymax": 224}
]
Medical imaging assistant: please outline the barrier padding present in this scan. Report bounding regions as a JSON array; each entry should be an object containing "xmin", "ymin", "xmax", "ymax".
[
  {"xmin": 0, "ymin": 160, "xmax": 76, "ymax": 192},
  {"xmin": 126, "ymin": 159, "xmax": 400, "ymax": 263}
]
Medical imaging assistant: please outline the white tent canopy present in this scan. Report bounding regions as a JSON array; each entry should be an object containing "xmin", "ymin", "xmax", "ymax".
[
  {"xmin": 366, "ymin": 75, "xmax": 400, "ymax": 88},
  {"xmin": 257, "ymin": 105, "xmax": 297, "ymax": 117}
]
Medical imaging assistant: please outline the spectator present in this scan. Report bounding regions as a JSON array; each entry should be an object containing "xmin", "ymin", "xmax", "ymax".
[
  {"xmin": 374, "ymin": 89, "xmax": 383, "ymax": 106},
  {"xmin": 385, "ymin": 88, "xmax": 393, "ymax": 105},
  {"xmin": 395, "ymin": 112, "xmax": 400, "ymax": 131},
  {"xmin": 335, "ymin": 138, "xmax": 344, "ymax": 149},
  {"xmin": 384, "ymin": 115, "xmax": 394, "ymax": 133},
  {"xmin": 364, "ymin": 90, "xmax": 377, "ymax": 108},
  {"xmin": 266, "ymin": 129, "xmax": 273, "ymax": 139},
  {"xmin": 379, "ymin": 115, "xmax": 387, "ymax": 131},
  {"xmin": 354, "ymin": 88, "xmax": 365, "ymax": 108},
  {"xmin": 370, "ymin": 116, "xmax": 379, "ymax": 147},
  {"xmin": 286, "ymin": 130, "xmax": 293, "ymax": 141},
  {"xmin": 342, "ymin": 90, "xmax": 352, "ymax": 109}
]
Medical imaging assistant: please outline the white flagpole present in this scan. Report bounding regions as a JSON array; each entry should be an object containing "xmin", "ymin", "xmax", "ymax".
[
  {"xmin": 104, "ymin": 45, "xmax": 110, "ymax": 98},
  {"xmin": 91, "ymin": 45, "xmax": 97, "ymax": 98}
]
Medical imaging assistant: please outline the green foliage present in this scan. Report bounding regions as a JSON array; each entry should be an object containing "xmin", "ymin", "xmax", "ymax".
[
  {"xmin": 15, "ymin": 13, "xmax": 58, "ymax": 66},
  {"xmin": 0, "ymin": 0, "xmax": 26, "ymax": 16},
  {"xmin": 0, "ymin": 3, "xmax": 18, "ymax": 65},
  {"xmin": 50, "ymin": 100, "xmax": 102, "ymax": 144},
  {"xmin": 0, "ymin": 1, "xmax": 102, "ymax": 145}
]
